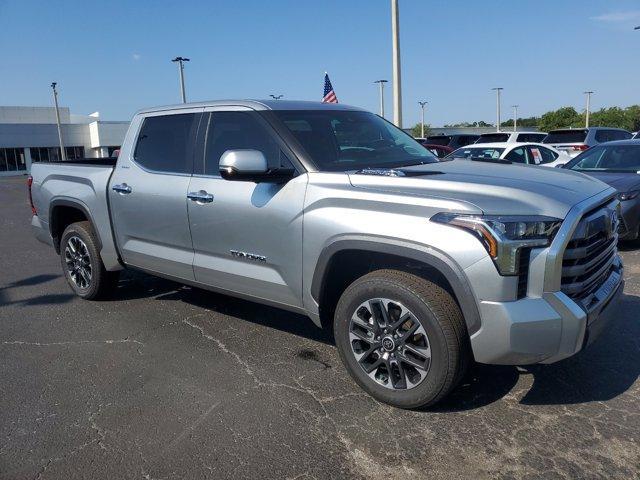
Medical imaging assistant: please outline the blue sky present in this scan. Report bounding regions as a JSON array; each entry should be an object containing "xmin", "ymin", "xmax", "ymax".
[{"xmin": 1, "ymin": 0, "xmax": 639, "ymax": 126}]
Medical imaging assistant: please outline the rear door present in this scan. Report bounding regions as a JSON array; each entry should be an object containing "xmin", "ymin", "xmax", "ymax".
[
  {"xmin": 186, "ymin": 108, "xmax": 307, "ymax": 308},
  {"xmin": 109, "ymin": 109, "xmax": 202, "ymax": 280}
]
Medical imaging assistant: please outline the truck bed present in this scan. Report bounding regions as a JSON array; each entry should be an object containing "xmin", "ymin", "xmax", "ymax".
[
  {"xmin": 34, "ymin": 157, "xmax": 117, "ymax": 167},
  {"xmin": 29, "ymin": 160, "xmax": 122, "ymax": 271}
]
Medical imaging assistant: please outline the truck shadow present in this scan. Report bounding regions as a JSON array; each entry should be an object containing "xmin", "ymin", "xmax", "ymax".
[{"xmin": 110, "ymin": 272, "xmax": 639, "ymax": 411}]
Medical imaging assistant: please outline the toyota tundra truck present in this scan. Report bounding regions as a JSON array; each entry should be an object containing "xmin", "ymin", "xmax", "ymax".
[{"xmin": 28, "ymin": 100, "xmax": 624, "ymax": 408}]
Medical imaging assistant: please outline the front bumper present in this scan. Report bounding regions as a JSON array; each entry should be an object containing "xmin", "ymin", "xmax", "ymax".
[{"xmin": 469, "ymin": 257, "xmax": 624, "ymax": 365}]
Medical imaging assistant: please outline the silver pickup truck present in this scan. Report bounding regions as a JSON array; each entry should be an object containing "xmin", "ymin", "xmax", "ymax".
[{"xmin": 29, "ymin": 100, "xmax": 624, "ymax": 408}]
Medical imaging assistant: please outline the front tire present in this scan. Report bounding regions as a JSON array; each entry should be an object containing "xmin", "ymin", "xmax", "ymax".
[
  {"xmin": 334, "ymin": 269, "xmax": 469, "ymax": 409},
  {"xmin": 60, "ymin": 221, "xmax": 119, "ymax": 300}
]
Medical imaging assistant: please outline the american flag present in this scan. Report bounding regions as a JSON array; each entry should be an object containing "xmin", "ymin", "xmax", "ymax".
[{"xmin": 322, "ymin": 73, "xmax": 338, "ymax": 103}]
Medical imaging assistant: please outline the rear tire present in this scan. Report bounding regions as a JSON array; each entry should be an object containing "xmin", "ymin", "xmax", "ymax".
[
  {"xmin": 60, "ymin": 221, "xmax": 119, "ymax": 300},
  {"xmin": 333, "ymin": 269, "xmax": 469, "ymax": 409}
]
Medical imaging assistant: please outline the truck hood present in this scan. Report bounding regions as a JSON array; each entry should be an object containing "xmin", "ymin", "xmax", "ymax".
[
  {"xmin": 348, "ymin": 160, "xmax": 612, "ymax": 218},
  {"xmin": 574, "ymin": 170, "xmax": 640, "ymax": 193}
]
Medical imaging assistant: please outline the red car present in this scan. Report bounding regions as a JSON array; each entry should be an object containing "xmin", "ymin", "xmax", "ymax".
[{"xmin": 417, "ymin": 142, "xmax": 454, "ymax": 159}]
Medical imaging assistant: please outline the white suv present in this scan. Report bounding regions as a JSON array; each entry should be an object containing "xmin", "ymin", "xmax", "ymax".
[
  {"xmin": 447, "ymin": 142, "xmax": 570, "ymax": 167},
  {"xmin": 476, "ymin": 131, "xmax": 547, "ymax": 144}
]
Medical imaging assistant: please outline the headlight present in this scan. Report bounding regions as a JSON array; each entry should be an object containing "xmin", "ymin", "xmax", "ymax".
[
  {"xmin": 617, "ymin": 190, "xmax": 639, "ymax": 201},
  {"xmin": 431, "ymin": 213, "xmax": 562, "ymax": 276}
]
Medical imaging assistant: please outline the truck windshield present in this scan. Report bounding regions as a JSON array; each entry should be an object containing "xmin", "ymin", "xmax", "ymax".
[{"xmin": 272, "ymin": 110, "xmax": 437, "ymax": 171}]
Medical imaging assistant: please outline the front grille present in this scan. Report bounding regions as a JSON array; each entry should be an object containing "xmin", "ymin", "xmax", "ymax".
[
  {"xmin": 561, "ymin": 202, "xmax": 618, "ymax": 301},
  {"xmin": 517, "ymin": 249, "xmax": 531, "ymax": 299}
]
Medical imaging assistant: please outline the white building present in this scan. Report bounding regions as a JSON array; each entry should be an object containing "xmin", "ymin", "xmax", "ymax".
[{"xmin": 0, "ymin": 106, "xmax": 129, "ymax": 176}]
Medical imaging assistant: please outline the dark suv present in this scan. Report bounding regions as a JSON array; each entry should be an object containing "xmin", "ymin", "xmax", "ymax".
[{"xmin": 425, "ymin": 134, "xmax": 479, "ymax": 149}]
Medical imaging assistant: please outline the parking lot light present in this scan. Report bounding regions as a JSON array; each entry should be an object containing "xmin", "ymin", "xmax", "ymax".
[
  {"xmin": 374, "ymin": 80, "xmax": 388, "ymax": 118},
  {"xmin": 512, "ymin": 105, "xmax": 518, "ymax": 132},
  {"xmin": 419, "ymin": 101, "xmax": 428, "ymax": 138},
  {"xmin": 584, "ymin": 91, "xmax": 594, "ymax": 127},
  {"xmin": 492, "ymin": 87, "xmax": 503, "ymax": 132},
  {"xmin": 391, "ymin": 0, "xmax": 402, "ymax": 128},
  {"xmin": 50, "ymin": 82, "xmax": 66, "ymax": 161},
  {"xmin": 172, "ymin": 56, "xmax": 190, "ymax": 103}
]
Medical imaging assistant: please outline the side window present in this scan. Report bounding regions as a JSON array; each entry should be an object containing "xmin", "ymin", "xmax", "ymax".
[
  {"xmin": 595, "ymin": 130, "xmax": 611, "ymax": 143},
  {"xmin": 204, "ymin": 112, "xmax": 281, "ymax": 176},
  {"xmin": 614, "ymin": 130, "xmax": 632, "ymax": 140},
  {"xmin": 504, "ymin": 147, "xmax": 527, "ymax": 163},
  {"xmin": 531, "ymin": 146, "xmax": 557, "ymax": 164},
  {"xmin": 134, "ymin": 113, "xmax": 198, "ymax": 174}
]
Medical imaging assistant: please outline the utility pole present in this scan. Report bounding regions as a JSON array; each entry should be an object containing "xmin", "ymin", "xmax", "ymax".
[
  {"xmin": 492, "ymin": 87, "xmax": 503, "ymax": 132},
  {"xmin": 584, "ymin": 91, "xmax": 594, "ymax": 127},
  {"xmin": 269, "ymin": 94, "xmax": 283, "ymax": 100},
  {"xmin": 512, "ymin": 105, "xmax": 519, "ymax": 132},
  {"xmin": 51, "ymin": 82, "xmax": 66, "ymax": 161},
  {"xmin": 374, "ymin": 80, "xmax": 388, "ymax": 118},
  {"xmin": 172, "ymin": 56, "xmax": 190, "ymax": 103},
  {"xmin": 418, "ymin": 101, "xmax": 428, "ymax": 138},
  {"xmin": 391, "ymin": 0, "xmax": 402, "ymax": 128}
]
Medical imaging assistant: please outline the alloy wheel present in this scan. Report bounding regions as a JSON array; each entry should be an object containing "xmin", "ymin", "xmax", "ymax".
[
  {"xmin": 349, "ymin": 298, "xmax": 431, "ymax": 390},
  {"xmin": 64, "ymin": 236, "xmax": 92, "ymax": 289}
]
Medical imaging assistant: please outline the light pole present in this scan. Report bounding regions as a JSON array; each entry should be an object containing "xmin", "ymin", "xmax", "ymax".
[
  {"xmin": 418, "ymin": 101, "xmax": 428, "ymax": 138},
  {"xmin": 391, "ymin": 0, "xmax": 402, "ymax": 128},
  {"xmin": 374, "ymin": 80, "xmax": 388, "ymax": 118},
  {"xmin": 269, "ymin": 94, "xmax": 283, "ymax": 100},
  {"xmin": 50, "ymin": 82, "xmax": 66, "ymax": 161},
  {"xmin": 492, "ymin": 87, "xmax": 503, "ymax": 132},
  {"xmin": 584, "ymin": 91, "xmax": 594, "ymax": 127},
  {"xmin": 512, "ymin": 105, "xmax": 519, "ymax": 132},
  {"xmin": 172, "ymin": 56, "xmax": 190, "ymax": 103}
]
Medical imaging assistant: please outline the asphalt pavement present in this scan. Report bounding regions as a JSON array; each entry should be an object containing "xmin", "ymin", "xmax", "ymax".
[{"xmin": 1, "ymin": 175, "xmax": 638, "ymax": 479}]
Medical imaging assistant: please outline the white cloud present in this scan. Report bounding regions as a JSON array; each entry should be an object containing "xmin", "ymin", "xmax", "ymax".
[
  {"xmin": 591, "ymin": 11, "xmax": 640, "ymax": 22},
  {"xmin": 132, "ymin": 53, "xmax": 141, "ymax": 61}
]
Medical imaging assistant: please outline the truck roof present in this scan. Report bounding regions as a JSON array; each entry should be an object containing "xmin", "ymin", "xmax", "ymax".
[{"xmin": 136, "ymin": 99, "xmax": 366, "ymax": 115}]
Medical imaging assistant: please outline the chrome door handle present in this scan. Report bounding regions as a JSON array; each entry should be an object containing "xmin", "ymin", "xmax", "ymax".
[
  {"xmin": 187, "ymin": 190, "xmax": 214, "ymax": 203},
  {"xmin": 112, "ymin": 183, "xmax": 132, "ymax": 194}
]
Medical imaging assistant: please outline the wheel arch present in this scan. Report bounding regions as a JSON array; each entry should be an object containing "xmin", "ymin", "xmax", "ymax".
[
  {"xmin": 49, "ymin": 199, "xmax": 101, "ymax": 254},
  {"xmin": 310, "ymin": 238, "xmax": 481, "ymax": 336}
]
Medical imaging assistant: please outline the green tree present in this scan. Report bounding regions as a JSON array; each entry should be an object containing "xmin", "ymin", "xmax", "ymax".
[
  {"xmin": 589, "ymin": 107, "xmax": 631, "ymax": 130},
  {"xmin": 410, "ymin": 123, "xmax": 431, "ymax": 138},
  {"xmin": 624, "ymin": 105, "xmax": 640, "ymax": 132},
  {"xmin": 538, "ymin": 107, "xmax": 581, "ymax": 132},
  {"xmin": 501, "ymin": 116, "xmax": 540, "ymax": 128}
]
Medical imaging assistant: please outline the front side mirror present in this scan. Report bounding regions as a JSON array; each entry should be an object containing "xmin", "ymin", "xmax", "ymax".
[{"xmin": 219, "ymin": 149, "xmax": 294, "ymax": 182}]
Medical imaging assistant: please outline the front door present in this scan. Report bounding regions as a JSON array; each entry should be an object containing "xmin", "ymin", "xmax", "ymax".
[
  {"xmin": 109, "ymin": 110, "xmax": 202, "ymax": 280},
  {"xmin": 187, "ymin": 109, "xmax": 307, "ymax": 308}
]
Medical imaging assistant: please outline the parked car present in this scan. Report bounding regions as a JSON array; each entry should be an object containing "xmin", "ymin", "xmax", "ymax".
[
  {"xmin": 416, "ymin": 141, "xmax": 454, "ymax": 158},
  {"xmin": 446, "ymin": 142, "xmax": 570, "ymax": 167},
  {"xmin": 543, "ymin": 127, "xmax": 633, "ymax": 158},
  {"xmin": 424, "ymin": 134, "xmax": 479, "ymax": 149},
  {"xmin": 564, "ymin": 139, "xmax": 640, "ymax": 240},
  {"xmin": 475, "ymin": 131, "xmax": 547, "ymax": 143},
  {"xmin": 633, "ymin": 131, "xmax": 640, "ymax": 139},
  {"xmin": 29, "ymin": 100, "xmax": 623, "ymax": 409}
]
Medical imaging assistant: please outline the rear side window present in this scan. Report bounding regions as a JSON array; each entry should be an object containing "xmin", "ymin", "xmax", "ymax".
[
  {"xmin": 517, "ymin": 133, "xmax": 546, "ymax": 142},
  {"xmin": 203, "ymin": 111, "xmax": 281, "ymax": 176},
  {"xmin": 134, "ymin": 113, "xmax": 199, "ymax": 174},
  {"xmin": 595, "ymin": 130, "xmax": 612, "ymax": 142},
  {"xmin": 543, "ymin": 130, "xmax": 587, "ymax": 144},
  {"xmin": 425, "ymin": 136, "xmax": 451, "ymax": 146},
  {"xmin": 528, "ymin": 146, "xmax": 557, "ymax": 164},
  {"xmin": 479, "ymin": 133, "xmax": 510, "ymax": 143}
]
